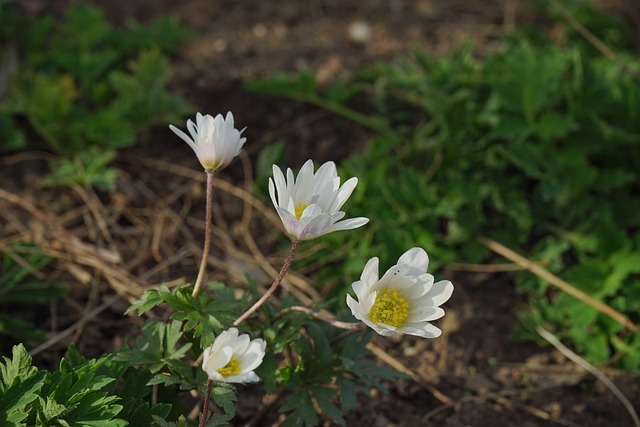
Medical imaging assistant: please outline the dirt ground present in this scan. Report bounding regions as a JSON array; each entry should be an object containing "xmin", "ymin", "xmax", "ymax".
[{"xmin": 2, "ymin": 0, "xmax": 640, "ymax": 426}]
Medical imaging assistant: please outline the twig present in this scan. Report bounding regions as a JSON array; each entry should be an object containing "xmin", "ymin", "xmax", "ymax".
[
  {"xmin": 536, "ymin": 326, "xmax": 640, "ymax": 427},
  {"xmin": 477, "ymin": 235, "xmax": 639, "ymax": 333}
]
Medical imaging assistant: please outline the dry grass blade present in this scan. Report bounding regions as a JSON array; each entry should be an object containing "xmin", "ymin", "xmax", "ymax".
[
  {"xmin": 366, "ymin": 342, "xmax": 454, "ymax": 405},
  {"xmin": 423, "ymin": 381, "xmax": 582, "ymax": 427},
  {"xmin": 477, "ymin": 235, "xmax": 639, "ymax": 333},
  {"xmin": 29, "ymin": 293, "xmax": 122, "ymax": 357},
  {"xmin": 0, "ymin": 188, "xmax": 147, "ymax": 300},
  {"xmin": 137, "ymin": 156, "xmax": 284, "ymax": 231},
  {"xmin": 536, "ymin": 326, "xmax": 640, "ymax": 427}
]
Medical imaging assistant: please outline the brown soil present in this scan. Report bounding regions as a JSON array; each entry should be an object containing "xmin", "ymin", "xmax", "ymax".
[{"xmin": 2, "ymin": 0, "xmax": 639, "ymax": 426}]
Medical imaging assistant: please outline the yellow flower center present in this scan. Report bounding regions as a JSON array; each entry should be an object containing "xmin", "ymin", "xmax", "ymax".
[
  {"xmin": 368, "ymin": 288, "xmax": 410, "ymax": 327},
  {"xmin": 294, "ymin": 202, "xmax": 309, "ymax": 220},
  {"xmin": 218, "ymin": 358, "xmax": 241, "ymax": 377}
]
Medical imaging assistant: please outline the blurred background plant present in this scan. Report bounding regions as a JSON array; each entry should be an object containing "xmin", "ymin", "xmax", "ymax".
[
  {"xmin": 0, "ymin": 243, "xmax": 67, "ymax": 346},
  {"xmin": 248, "ymin": 2, "xmax": 640, "ymax": 372},
  {"xmin": 0, "ymin": 2, "xmax": 192, "ymax": 189}
]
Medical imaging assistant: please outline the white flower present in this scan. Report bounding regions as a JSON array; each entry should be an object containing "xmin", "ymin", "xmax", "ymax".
[
  {"xmin": 346, "ymin": 247, "xmax": 453, "ymax": 338},
  {"xmin": 202, "ymin": 328, "xmax": 266, "ymax": 383},
  {"xmin": 268, "ymin": 159, "xmax": 369, "ymax": 240},
  {"xmin": 169, "ymin": 112, "xmax": 246, "ymax": 171}
]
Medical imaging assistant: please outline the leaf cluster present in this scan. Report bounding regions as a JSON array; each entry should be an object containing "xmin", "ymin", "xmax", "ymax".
[
  {"xmin": 248, "ymin": 4, "xmax": 640, "ymax": 370},
  {"xmin": 257, "ymin": 306, "xmax": 406, "ymax": 427},
  {"xmin": 114, "ymin": 283, "xmax": 246, "ymax": 420},
  {"xmin": 0, "ymin": 3, "xmax": 192, "ymax": 188},
  {"xmin": 0, "ymin": 344, "xmax": 128, "ymax": 426}
]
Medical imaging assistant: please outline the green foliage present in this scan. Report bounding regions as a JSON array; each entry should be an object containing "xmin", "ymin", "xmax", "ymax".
[
  {"xmin": 0, "ymin": 243, "xmax": 67, "ymax": 344},
  {"xmin": 261, "ymin": 313, "xmax": 406, "ymax": 427},
  {"xmin": 247, "ymin": 5, "xmax": 640, "ymax": 370},
  {"xmin": 0, "ymin": 344, "xmax": 128, "ymax": 427},
  {"xmin": 32, "ymin": 345, "xmax": 126, "ymax": 426},
  {"xmin": 44, "ymin": 147, "xmax": 119, "ymax": 191},
  {"xmin": 126, "ymin": 283, "xmax": 241, "ymax": 348},
  {"xmin": 0, "ymin": 3, "xmax": 192, "ymax": 189},
  {"xmin": 115, "ymin": 284, "xmax": 245, "ymax": 419},
  {"xmin": 0, "ymin": 345, "xmax": 46, "ymax": 425}
]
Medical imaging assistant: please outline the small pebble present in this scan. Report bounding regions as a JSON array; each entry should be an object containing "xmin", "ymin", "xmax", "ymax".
[{"xmin": 347, "ymin": 21, "xmax": 372, "ymax": 44}]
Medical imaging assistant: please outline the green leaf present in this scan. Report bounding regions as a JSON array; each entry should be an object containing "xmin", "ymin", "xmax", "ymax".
[
  {"xmin": 310, "ymin": 386, "xmax": 345, "ymax": 426},
  {"xmin": 45, "ymin": 147, "xmax": 119, "ymax": 191},
  {"xmin": 0, "ymin": 345, "xmax": 46, "ymax": 424},
  {"xmin": 280, "ymin": 390, "xmax": 317, "ymax": 427},
  {"xmin": 211, "ymin": 384, "xmax": 237, "ymax": 417}
]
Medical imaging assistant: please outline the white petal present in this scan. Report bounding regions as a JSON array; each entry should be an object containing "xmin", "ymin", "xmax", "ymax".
[
  {"xmin": 271, "ymin": 165, "xmax": 288, "ymax": 207},
  {"xmin": 275, "ymin": 207, "xmax": 301, "ymax": 238},
  {"xmin": 402, "ymin": 275, "xmax": 433, "ymax": 299},
  {"xmin": 331, "ymin": 177, "xmax": 358, "ymax": 211},
  {"xmin": 313, "ymin": 161, "xmax": 337, "ymax": 189},
  {"xmin": 407, "ymin": 306, "xmax": 444, "ymax": 322},
  {"xmin": 169, "ymin": 125, "xmax": 198, "ymax": 153},
  {"xmin": 210, "ymin": 328, "xmax": 238, "ymax": 352},
  {"xmin": 187, "ymin": 118, "xmax": 200, "ymax": 142},
  {"xmin": 351, "ymin": 280, "xmax": 368, "ymax": 300},
  {"xmin": 225, "ymin": 371, "xmax": 260, "ymax": 383},
  {"xmin": 425, "ymin": 280, "xmax": 454, "ymax": 307},
  {"xmin": 360, "ymin": 257, "xmax": 379, "ymax": 284},
  {"xmin": 294, "ymin": 160, "xmax": 315, "ymax": 203},
  {"xmin": 326, "ymin": 217, "xmax": 369, "ymax": 233},
  {"xmin": 239, "ymin": 340, "xmax": 266, "ymax": 372},
  {"xmin": 346, "ymin": 294, "xmax": 362, "ymax": 318},
  {"xmin": 268, "ymin": 178, "xmax": 278, "ymax": 210},
  {"xmin": 362, "ymin": 289, "xmax": 377, "ymax": 313},
  {"xmin": 203, "ymin": 346, "xmax": 232, "ymax": 373},
  {"xmin": 231, "ymin": 333, "xmax": 251, "ymax": 355},
  {"xmin": 398, "ymin": 322, "xmax": 442, "ymax": 338},
  {"xmin": 300, "ymin": 203, "xmax": 322, "ymax": 219},
  {"xmin": 397, "ymin": 247, "xmax": 429, "ymax": 274},
  {"xmin": 299, "ymin": 214, "xmax": 333, "ymax": 240}
]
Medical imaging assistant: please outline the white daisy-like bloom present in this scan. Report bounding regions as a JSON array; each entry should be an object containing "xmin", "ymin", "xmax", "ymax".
[
  {"xmin": 169, "ymin": 112, "xmax": 246, "ymax": 171},
  {"xmin": 268, "ymin": 159, "xmax": 369, "ymax": 240},
  {"xmin": 202, "ymin": 328, "xmax": 266, "ymax": 383},
  {"xmin": 346, "ymin": 247, "xmax": 453, "ymax": 338}
]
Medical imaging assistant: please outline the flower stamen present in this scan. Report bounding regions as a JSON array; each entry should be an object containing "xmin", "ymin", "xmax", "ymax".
[
  {"xmin": 218, "ymin": 358, "xmax": 241, "ymax": 377},
  {"xmin": 294, "ymin": 202, "xmax": 309, "ymax": 220},
  {"xmin": 368, "ymin": 288, "xmax": 410, "ymax": 327}
]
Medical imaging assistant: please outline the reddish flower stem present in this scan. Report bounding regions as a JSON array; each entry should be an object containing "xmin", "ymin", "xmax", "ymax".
[
  {"xmin": 193, "ymin": 170, "xmax": 215, "ymax": 297},
  {"xmin": 233, "ymin": 239, "xmax": 299, "ymax": 327},
  {"xmin": 199, "ymin": 379, "xmax": 213, "ymax": 427}
]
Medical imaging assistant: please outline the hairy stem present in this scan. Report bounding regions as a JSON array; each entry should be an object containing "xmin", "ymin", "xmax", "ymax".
[
  {"xmin": 199, "ymin": 379, "xmax": 213, "ymax": 427},
  {"xmin": 233, "ymin": 239, "xmax": 299, "ymax": 326},
  {"xmin": 193, "ymin": 170, "xmax": 215, "ymax": 297}
]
